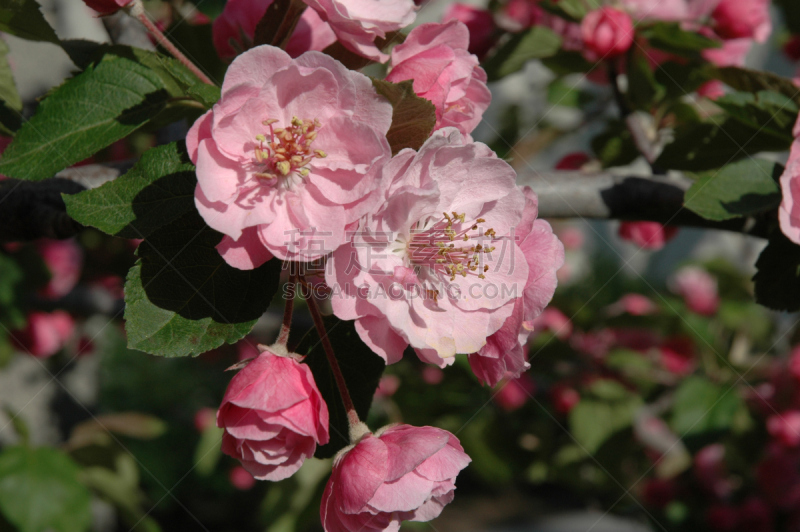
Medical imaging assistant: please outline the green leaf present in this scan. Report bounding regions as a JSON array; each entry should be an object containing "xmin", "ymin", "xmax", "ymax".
[
  {"xmin": 63, "ymin": 142, "xmax": 196, "ymax": 238},
  {"xmin": 547, "ymin": 79, "xmax": 593, "ymax": 108},
  {"xmin": 0, "ymin": 446, "xmax": 92, "ymax": 532},
  {"xmin": 0, "ymin": 38, "xmax": 21, "ymax": 135},
  {"xmin": 569, "ymin": 394, "xmax": 642, "ymax": 454},
  {"xmin": 295, "ymin": 318, "xmax": 385, "ymax": 458},
  {"xmin": 371, "ymin": 79, "xmax": 436, "ymax": 155},
  {"xmin": 0, "ymin": 0, "xmax": 59, "ymax": 44},
  {"xmin": 714, "ymin": 66, "xmax": 800, "ymax": 106},
  {"xmin": 684, "ymin": 159, "xmax": 782, "ymax": 221},
  {"xmin": 538, "ymin": 0, "xmax": 587, "ymax": 21},
  {"xmin": 591, "ymin": 121, "xmax": 639, "ymax": 168},
  {"xmin": 715, "ymin": 91, "xmax": 797, "ymax": 144},
  {"xmin": 541, "ymin": 50, "xmax": 594, "ymax": 76},
  {"xmin": 753, "ymin": 231, "xmax": 800, "ymax": 312},
  {"xmin": 628, "ymin": 51, "xmax": 666, "ymax": 108},
  {"xmin": 186, "ymin": 83, "xmax": 221, "ymax": 108},
  {"xmin": 0, "ymin": 52, "xmax": 172, "ymax": 180},
  {"xmin": 655, "ymin": 61, "xmax": 713, "ymax": 99},
  {"xmin": 193, "ymin": 424, "xmax": 223, "ymax": 476},
  {"xmin": 670, "ymin": 377, "xmax": 742, "ymax": 439},
  {"xmin": 125, "ymin": 211, "xmax": 282, "ymax": 357},
  {"xmin": 642, "ymin": 22, "xmax": 721, "ymax": 56},
  {"xmin": 655, "ymin": 118, "xmax": 793, "ymax": 172},
  {"xmin": 483, "ymin": 26, "xmax": 562, "ymax": 81}
]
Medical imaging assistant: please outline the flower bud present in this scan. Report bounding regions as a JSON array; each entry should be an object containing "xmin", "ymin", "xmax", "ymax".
[
  {"xmin": 580, "ymin": 7, "xmax": 634, "ymax": 61},
  {"xmin": 83, "ymin": 0, "xmax": 133, "ymax": 15},
  {"xmin": 217, "ymin": 345, "xmax": 329, "ymax": 481}
]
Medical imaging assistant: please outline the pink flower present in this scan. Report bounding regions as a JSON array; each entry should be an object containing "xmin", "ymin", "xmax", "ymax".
[
  {"xmin": 697, "ymin": 80, "xmax": 726, "ymax": 100},
  {"xmin": 320, "ymin": 424, "xmax": 470, "ymax": 531},
  {"xmin": 13, "ymin": 311, "xmax": 75, "ymax": 358},
  {"xmin": 540, "ymin": 12, "xmax": 582, "ymax": 52},
  {"xmin": 497, "ymin": 0, "xmax": 542, "ymax": 31},
  {"xmin": 422, "ymin": 366, "xmax": 444, "ymax": 384},
  {"xmin": 659, "ymin": 337, "xmax": 695, "ymax": 375},
  {"xmin": 468, "ymin": 187, "xmax": 564, "ymax": 386},
  {"xmin": 212, "ymin": 0, "xmax": 336, "ymax": 60},
  {"xmin": 303, "ymin": 0, "xmax": 416, "ymax": 63},
  {"xmin": 694, "ymin": 444, "xmax": 733, "ymax": 498},
  {"xmin": 702, "ymin": 34, "xmax": 753, "ymax": 67},
  {"xmin": 607, "ymin": 293, "xmax": 657, "ymax": 316},
  {"xmin": 442, "ymin": 4, "xmax": 496, "ymax": 58},
  {"xmin": 785, "ymin": 35, "xmax": 800, "ymax": 62},
  {"xmin": 217, "ymin": 345, "xmax": 329, "ymax": 480},
  {"xmin": 767, "ymin": 411, "xmax": 800, "ymax": 447},
  {"xmin": 621, "ymin": 0, "xmax": 688, "ymax": 21},
  {"xmin": 374, "ymin": 375, "xmax": 401, "ymax": 399},
  {"xmin": 83, "ymin": 0, "xmax": 131, "ymax": 15},
  {"xmin": 712, "ymin": 0, "xmax": 771, "ymax": 42},
  {"xmin": 493, "ymin": 374, "xmax": 535, "ymax": 412},
  {"xmin": 326, "ymin": 129, "xmax": 530, "ymax": 367},
  {"xmin": 229, "ymin": 466, "xmax": 257, "ymax": 490},
  {"xmin": 779, "ymin": 115, "xmax": 800, "ymax": 244},
  {"xmin": 788, "ymin": 345, "xmax": 800, "ymax": 383},
  {"xmin": 194, "ymin": 408, "xmax": 216, "ymax": 432},
  {"xmin": 580, "ymin": 7, "xmax": 634, "ymax": 61},
  {"xmin": 618, "ymin": 221, "xmax": 678, "ymax": 249},
  {"xmin": 669, "ymin": 266, "xmax": 719, "ymax": 316},
  {"xmin": 386, "ymin": 21, "xmax": 491, "ymax": 138},
  {"xmin": 550, "ymin": 384, "xmax": 579, "ymax": 414},
  {"xmin": 37, "ymin": 239, "xmax": 83, "ymax": 299},
  {"xmin": 531, "ymin": 307, "xmax": 573, "ymax": 340},
  {"xmin": 188, "ymin": 46, "xmax": 393, "ymax": 264}
]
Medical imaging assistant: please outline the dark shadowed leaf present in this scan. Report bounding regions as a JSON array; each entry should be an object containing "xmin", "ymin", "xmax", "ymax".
[
  {"xmin": 0, "ymin": 0, "xmax": 59, "ymax": 44},
  {"xmin": 670, "ymin": 377, "xmax": 742, "ymax": 446},
  {"xmin": 372, "ymin": 79, "xmax": 437, "ymax": 155},
  {"xmin": 754, "ymin": 231, "xmax": 800, "ymax": 312},
  {"xmin": 294, "ymin": 316, "xmax": 385, "ymax": 458},
  {"xmin": 483, "ymin": 26, "xmax": 562, "ymax": 81}
]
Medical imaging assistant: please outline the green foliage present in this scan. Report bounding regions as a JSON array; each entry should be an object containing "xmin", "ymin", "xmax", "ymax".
[
  {"xmin": 483, "ymin": 26, "xmax": 562, "ymax": 81},
  {"xmin": 0, "ymin": 446, "xmax": 92, "ymax": 532},
  {"xmin": 186, "ymin": 83, "xmax": 221, "ymax": 109},
  {"xmin": 0, "ymin": 0, "xmax": 59, "ymax": 44},
  {"xmin": 753, "ymin": 232, "xmax": 800, "ymax": 312},
  {"xmin": 684, "ymin": 159, "xmax": 782, "ymax": 221},
  {"xmin": 296, "ymin": 317, "xmax": 385, "ymax": 458},
  {"xmin": 591, "ymin": 121, "xmax": 639, "ymax": 168},
  {"xmin": 371, "ymin": 79, "xmax": 437, "ymax": 155},
  {"xmin": 538, "ymin": 0, "xmax": 587, "ymax": 21},
  {"xmin": 641, "ymin": 22, "xmax": 721, "ymax": 56},
  {"xmin": 627, "ymin": 52, "xmax": 666, "ymax": 109},
  {"xmin": 568, "ymin": 380, "xmax": 642, "ymax": 454},
  {"xmin": 0, "ymin": 51, "xmax": 173, "ymax": 180},
  {"xmin": 0, "ymin": 38, "xmax": 21, "ymax": 135},
  {"xmin": 715, "ymin": 91, "xmax": 797, "ymax": 144},
  {"xmin": 714, "ymin": 66, "xmax": 800, "ymax": 106},
  {"xmin": 670, "ymin": 377, "xmax": 743, "ymax": 444},
  {"xmin": 64, "ymin": 142, "xmax": 196, "ymax": 239}
]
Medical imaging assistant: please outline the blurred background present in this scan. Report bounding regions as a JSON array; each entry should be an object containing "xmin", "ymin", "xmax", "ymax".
[{"xmin": 1, "ymin": 1, "xmax": 800, "ymax": 531}]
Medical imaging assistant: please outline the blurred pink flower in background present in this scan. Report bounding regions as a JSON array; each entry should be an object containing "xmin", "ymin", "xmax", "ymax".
[
  {"xmin": 442, "ymin": 3, "xmax": 496, "ymax": 57},
  {"xmin": 607, "ymin": 293, "xmax": 657, "ymax": 316},
  {"xmin": 320, "ymin": 424, "xmax": 470, "ymax": 531},
  {"xmin": 694, "ymin": 444, "xmax": 734, "ymax": 499},
  {"xmin": 659, "ymin": 337, "xmax": 696, "ymax": 375},
  {"xmin": 493, "ymin": 373, "xmax": 535, "ymax": 412},
  {"xmin": 387, "ymin": 21, "xmax": 491, "ymax": 138},
  {"xmin": 14, "ymin": 311, "xmax": 75, "ymax": 358},
  {"xmin": 422, "ymin": 366, "xmax": 444, "ymax": 385},
  {"xmin": 83, "ymin": 0, "xmax": 132, "ymax": 15},
  {"xmin": 580, "ymin": 7, "xmax": 634, "ymax": 61},
  {"xmin": 229, "ymin": 466, "xmax": 257, "ymax": 490},
  {"xmin": 217, "ymin": 346, "xmax": 329, "ymax": 480},
  {"xmin": 711, "ymin": 0, "xmax": 771, "ymax": 42},
  {"xmin": 530, "ymin": 307, "xmax": 572, "ymax": 340},
  {"xmin": 554, "ymin": 152, "xmax": 591, "ymax": 171},
  {"xmin": 374, "ymin": 374, "xmax": 401, "ymax": 399},
  {"xmin": 550, "ymin": 384, "xmax": 580, "ymax": 414},
  {"xmin": 779, "ymin": 116, "xmax": 800, "ymax": 244},
  {"xmin": 37, "ymin": 239, "xmax": 83, "ymax": 299},
  {"xmin": 767, "ymin": 411, "xmax": 800, "ymax": 447},
  {"xmin": 669, "ymin": 266, "xmax": 720, "ymax": 316},
  {"xmin": 618, "ymin": 221, "xmax": 679, "ymax": 250}
]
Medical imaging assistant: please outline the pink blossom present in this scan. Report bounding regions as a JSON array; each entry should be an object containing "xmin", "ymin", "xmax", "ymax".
[
  {"xmin": 497, "ymin": 0, "xmax": 542, "ymax": 32},
  {"xmin": 659, "ymin": 337, "xmax": 695, "ymax": 375},
  {"xmin": 618, "ymin": 221, "xmax": 678, "ymax": 249},
  {"xmin": 422, "ymin": 366, "xmax": 444, "ymax": 384},
  {"xmin": 468, "ymin": 187, "xmax": 564, "ymax": 386},
  {"xmin": 531, "ymin": 307, "xmax": 572, "ymax": 340},
  {"xmin": 229, "ymin": 466, "xmax": 257, "ymax": 490},
  {"xmin": 607, "ymin": 293, "xmax": 657, "ymax": 316},
  {"xmin": 386, "ymin": 21, "xmax": 491, "ymax": 138},
  {"xmin": 580, "ymin": 7, "xmax": 634, "ymax": 61},
  {"xmin": 767, "ymin": 411, "xmax": 800, "ymax": 447},
  {"xmin": 694, "ymin": 444, "xmax": 733, "ymax": 499},
  {"xmin": 320, "ymin": 424, "xmax": 470, "ymax": 531},
  {"xmin": 669, "ymin": 266, "xmax": 719, "ymax": 316},
  {"xmin": 621, "ymin": 0, "xmax": 688, "ymax": 21},
  {"xmin": 785, "ymin": 35, "xmax": 800, "ymax": 62},
  {"xmin": 374, "ymin": 375, "xmax": 401, "ymax": 399},
  {"xmin": 550, "ymin": 384, "xmax": 579, "ymax": 414},
  {"xmin": 302, "ymin": 0, "xmax": 416, "ymax": 63},
  {"xmin": 13, "ymin": 311, "xmax": 75, "ymax": 358},
  {"xmin": 712, "ymin": 0, "xmax": 771, "ymax": 43},
  {"xmin": 702, "ymin": 34, "xmax": 753, "ymax": 67},
  {"xmin": 442, "ymin": 4, "xmax": 496, "ymax": 58},
  {"xmin": 557, "ymin": 227, "xmax": 584, "ymax": 250},
  {"xmin": 779, "ymin": 115, "xmax": 800, "ymax": 245},
  {"xmin": 37, "ymin": 239, "xmax": 83, "ymax": 299},
  {"xmin": 326, "ymin": 128, "xmax": 530, "ymax": 367},
  {"xmin": 194, "ymin": 408, "xmax": 216, "ymax": 432},
  {"xmin": 188, "ymin": 46, "xmax": 393, "ymax": 264},
  {"xmin": 697, "ymin": 80, "xmax": 726, "ymax": 100},
  {"xmin": 789, "ymin": 345, "xmax": 800, "ymax": 383},
  {"xmin": 217, "ymin": 345, "xmax": 329, "ymax": 480},
  {"xmin": 641, "ymin": 478, "xmax": 677, "ymax": 509},
  {"xmin": 493, "ymin": 374, "xmax": 535, "ymax": 412},
  {"xmin": 82, "ymin": 0, "xmax": 131, "ymax": 15},
  {"xmin": 540, "ymin": 12, "xmax": 582, "ymax": 52},
  {"xmin": 212, "ymin": 0, "xmax": 336, "ymax": 60}
]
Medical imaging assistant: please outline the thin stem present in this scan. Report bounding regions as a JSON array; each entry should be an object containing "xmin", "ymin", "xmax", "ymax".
[
  {"xmin": 276, "ymin": 271, "xmax": 296, "ymax": 346},
  {"xmin": 301, "ymin": 278, "xmax": 361, "ymax": 430},
  {"xmin": 127, "ymin": 1, "xmax": 215, "ymax": 86}
]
